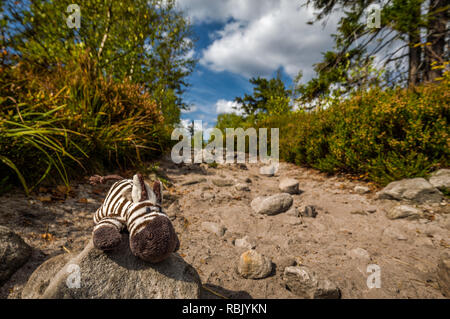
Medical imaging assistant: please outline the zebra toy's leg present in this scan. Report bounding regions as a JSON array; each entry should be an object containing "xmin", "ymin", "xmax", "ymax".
[
  {"xmin": 92, "ymin": 179, "xmax": 132, "ymax": 251},
  {"xmin": 128, "ymin": 175, "xmax": 180, "ymax": 263},
  {"xmin": 93, "ymin": 219, "xmax": 124, "ymax": 251}
]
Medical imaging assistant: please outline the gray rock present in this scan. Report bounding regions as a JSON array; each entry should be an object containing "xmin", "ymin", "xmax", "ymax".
[
  {"xmin": 237, "ymin": 250, "xmax": 272, "ymax": 279},
  {"xmin": 437, "ymin": 251, "xmax": 450, "ymax": 297},
  {"xmin": 376, "ymin": 178, "xmax": 443, "ymax": 203},
  {"xmin": 0, "ymin": 226, "xmax": 32, "ymax": 286},
  {"xmin": 201, "ymin": 222, "xmax": 226, "ymax": 237},
  {"xmin": 22, "ymin": 253, "xmax": 74, "ymax": 298},
  {"xmin": 212, "ymin": 178, "xmax": 235, "ymax": 187},
  {"xmin": 22, "ymin": 236, "xmax": 201, "ymax": 299},
  {"xmin": 283, "ymin": 266, "xmax": 340, "ymax": 299},
  {"xmin": 233, "ymin": 236, "xmax": 255, "ymax": 250},
  {"xmin": 279, "ymin": 178, "xmax": 300, "ymax": 194},
  {"xmin": 354, "ymin": 186, "xmax": 370, "ymax": 194},
  {"xmin": 250, "ymin": 193, "xmax": 293, "ymax": 215},
  {"xmin": 235, "ymin": 183, "xmax": 250, "ymax": 192},
  {"xmin": 429, "ymin": 169, "xmax": 450, "ymax": 191},
  {"xmin": 385, "ymin": 205, "xmax": 422, "ymax": 220},
  {"xmin": 181, "ymin": 178, "xmax": 207, "ymax": 186}
]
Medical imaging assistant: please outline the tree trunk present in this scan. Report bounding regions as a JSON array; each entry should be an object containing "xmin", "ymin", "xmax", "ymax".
[
  {"xmin": 408, "ymin": 3, "xmax": 423, "ymax": 87},
  {"xmin": 424, "ymin": 0, "xmax": 448, "ymax": 82},
  {"xmin": 408, "ymin": 34, "xmax": 421, "ymax": 86}
]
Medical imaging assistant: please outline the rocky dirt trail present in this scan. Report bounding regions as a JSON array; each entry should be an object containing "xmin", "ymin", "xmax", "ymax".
[{"xmin": 1, "ymin": 158, "xmax": 449, "ymax": 299}]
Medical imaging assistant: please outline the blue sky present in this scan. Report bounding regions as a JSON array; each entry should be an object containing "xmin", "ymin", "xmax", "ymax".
[{"xmin": 176, "ymin": 0, "xmax": 341, "ymax": 135}]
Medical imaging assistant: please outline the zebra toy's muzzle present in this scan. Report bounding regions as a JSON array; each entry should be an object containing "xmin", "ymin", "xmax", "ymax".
[{"xmin": 129, "ymin": 215, "xmax": 180, "ymax": 263}]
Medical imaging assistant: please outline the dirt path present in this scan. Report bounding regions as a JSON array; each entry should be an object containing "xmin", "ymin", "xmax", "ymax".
[{"xmin": 1, "ymin": 158, "xmax": 449, "ymax": 298}]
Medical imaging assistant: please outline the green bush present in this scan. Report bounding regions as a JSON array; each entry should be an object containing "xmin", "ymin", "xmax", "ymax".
[
  {"xmin": 0, "ymin": 52, "xmax": 170, "ymax": 194},
  {"xmin": 259, "ymin": 79, "xmax": 449, "ymax": 185}
]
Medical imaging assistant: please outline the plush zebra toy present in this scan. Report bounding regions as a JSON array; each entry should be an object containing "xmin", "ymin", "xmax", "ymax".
[{"xmin": 91, "ymin": 173, "xmax": 179, "ymax": 263}]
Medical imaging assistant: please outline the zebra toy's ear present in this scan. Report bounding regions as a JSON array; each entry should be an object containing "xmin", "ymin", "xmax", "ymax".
[
  {"xmin": 131, "ymin": 174, "xmax": 157, "ymax": 203},
  {"xmin": 152, "ymin": 180, "xmax": 163, "ymax": 205}
]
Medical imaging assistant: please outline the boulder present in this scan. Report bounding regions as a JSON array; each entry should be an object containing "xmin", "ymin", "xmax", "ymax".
[
  {"xmin": 0, "ymin": 226, "xmax": 32, "ymax": 286},
  {"xmin": 237, "ymin": 250, "xmax": 272, "ymax": 279},
  {"xmin": 22, "ymin": 235, "xmax": 201, "ymax": 299},
  {"xmin": 22, "ymin": 253, "xmax": 73, "ymax": 298},
  {"xmin": 279, "ymin": 178, "xmax": 300, "ymax": 194},
  {"xmin": 283, "ymin": 266, "xmax": 340, "ymax": 299},
  {"xmin": 437, "ymin": 251, "xmax": 450, "ymax": 297},
  {"xmin": 376, "ymin": 178, "xmax": 443, "ymax": 203},
  {"xmin": 250, "ymin": 193, "xmax": 293, "ymax": 215},
  {"xmin": 429, "ymin": 169, "xmax": 450, "ymax": 191}
]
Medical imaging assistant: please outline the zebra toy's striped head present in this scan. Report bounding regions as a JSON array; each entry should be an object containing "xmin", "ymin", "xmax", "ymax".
[{"xmin": 128, "ymin": 174, "xmax": 178, "ymax": 263}]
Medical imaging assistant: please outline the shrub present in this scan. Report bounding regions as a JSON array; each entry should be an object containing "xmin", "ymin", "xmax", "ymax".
[
  {"xmin": 0, "ymin": 52, "xmax": 169, "ymax": 194},
  {"xmin": 258, "ymin": 79, "xmax": 449, "ymax": 185}
]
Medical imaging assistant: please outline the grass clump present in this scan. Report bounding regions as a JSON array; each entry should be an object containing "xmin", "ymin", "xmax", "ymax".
[{"xmin": 0, "ymin": 52, "xmax": 169, "ymax": 194}]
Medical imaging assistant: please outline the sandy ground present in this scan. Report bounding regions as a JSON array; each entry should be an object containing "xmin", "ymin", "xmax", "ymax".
[{"xmin": 0, "ymin": 158, "xmax": 449, "ymax": 299}]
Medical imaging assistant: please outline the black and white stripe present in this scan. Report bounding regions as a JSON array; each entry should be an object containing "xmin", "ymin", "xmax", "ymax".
[{"xmin": 93, "ymin": 178, "xmax": 167, "ymax": 236}]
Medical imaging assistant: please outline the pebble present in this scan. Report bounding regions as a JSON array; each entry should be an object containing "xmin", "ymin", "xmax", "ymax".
[
  {"xmin": 279, "ymin": 178, "xmax": 300, "ymax": 194},
  {"xmin": 251, "ymin": 193, "xmax": 293, "ymax": 215},
  {"xmin": 283, "ymin": 266, "xmax": 340, "ymax": 299},
  {"xmin": 237, "ymin": 250, "xmax": 273, "ymax": 279}
]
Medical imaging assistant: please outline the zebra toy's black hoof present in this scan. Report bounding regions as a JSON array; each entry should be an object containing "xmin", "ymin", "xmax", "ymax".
[
  {"xmin": 93, "ymin": 225, "xmax": 122, "ymax": 251},
  {"xmin": 129, "ymin": 215, "xmax": 179, "ymax": 263}
]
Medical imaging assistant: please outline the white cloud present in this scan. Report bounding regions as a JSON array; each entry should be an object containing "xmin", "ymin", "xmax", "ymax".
[
  {"xmin": 177, "ymin": 0, "xmax": 276, "ymax": 24},
  {"xmin": 181, "ymin": 105, "xmax": 198, "ymax": 113},
  {"xmin": 215, "ymin": 99, "xmax": 243, "ymax": 115},
  {"xmin": 178, "ymin": 0, "xmax": 341, "ymax": 80}
]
